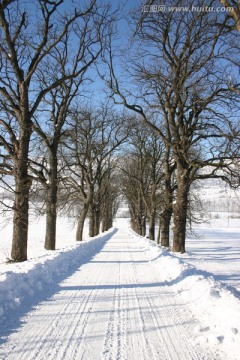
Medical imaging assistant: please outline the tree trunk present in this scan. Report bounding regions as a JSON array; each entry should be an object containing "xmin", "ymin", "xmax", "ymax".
[
  {"xmin": 108, "ymin": 217, "xmax": 113, "ymax": 229},
  {"xmin": 89, "ymin": 204, "xmax": 95, "ymax": 237},
  {"xmin": 101, "ymin": 206, "xmax": 110, "ymax": 232},
  {"xmin": 94, "ymin": 208, "xmax": 100, "ymax": 236},
  {"xmin": 172, "ymin": 162, "xmax": 190, "ymax": 253},
  {"xmin": 44, "ymin": 151, "xmax": 58, "ymax": 250},
  {"xmin": 11, "ymin": 119, "xmax": 32, "ymax": 262},
  {"xmin": 45, "ymin": 199, "xmax": 57, "ymax": 250},
  {"xmin": 11, "ymin": 174, "xmax": 31, "ymax": 262},
  {"xmin": 148, "ymin": 211, "xmax": 156, "ymax": 240},
  {"xmin": 101, "ymin": 219, "xmax": 107, "ymax": 232},
  {"xmin": 131, "ymin": 216, "xmax": 137, "ymax": 233},
  {"xmin": 141, "ymin": 216, "xmax": 146, "ymax": 237},
  {"xmin": 76, "ymin": 204, "xmax": 88, "ymax": 241},
  {"xmin": 157, "ymin": 216, "xmax": 161, "ymax": 244},
  {"xmin": 136, "ymin": 215, "xmax": 141, "ymax": 235},
  {"xmin": 102, "ymin": 203, "xmax": 113, "ymax": 232},
  {"xmin": 161, "ymin": 146, "xmax": 174, "ymax": 247},
  {"xmin": 161, "ymin": 208, "xmax": 172, "ymax": 247}
]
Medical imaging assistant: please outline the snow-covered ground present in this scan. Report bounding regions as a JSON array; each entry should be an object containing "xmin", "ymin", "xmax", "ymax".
[
  {"xmin": 0, "ymin": 213, "xmax": 80, "ymax": 262},
  {"xmin": 182, "ymin": 220, "xmax": 240, "ymax": 295},
  {"xmin": 0, "ymin": 216, "xmax": 240, "ymax": 359}
]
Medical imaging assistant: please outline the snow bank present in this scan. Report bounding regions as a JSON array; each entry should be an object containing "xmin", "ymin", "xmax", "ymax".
[
  {"xmin": 1, "ymin": 223, "xmax": 240, "ymax": 359},
  {"xmin": 136, "ymin": 235, "xmax": 240, "ymax": 360},
  {"xmin": 0, "ymin": 228, "xmax": 116, "ymax": 321}
]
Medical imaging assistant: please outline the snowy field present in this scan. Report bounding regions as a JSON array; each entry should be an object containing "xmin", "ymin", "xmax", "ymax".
[
  {"xmin": 182, "ymin": 219, "xmax": 240, "ymax": 295},
  {"xmin": 0, "ymin": 215, "xmax": 240, "ymax": 359}
]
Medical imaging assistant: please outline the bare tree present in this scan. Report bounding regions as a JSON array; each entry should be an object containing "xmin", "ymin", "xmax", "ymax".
[
  {"xmin": 103, "ymin": 0, "xmax": 240, "ymax": 252},
  {"xmin": 61, "ymin": 105, "xmax": 127, "ymax": 241},
  {"xmin": 213, "ymin": 1, "xmax": 240, "ymax": 92},
  {"xmin": 218, "ymin": 0, "xmax": 240, "ymax": 31},
  {"xmin": 159, "ymin": 146, "xmax": 176, "ymax": 247},
  {"xmin": 101, "ymin": 170, "xmax": 120, "ymax": 232},
  {"xmin": 88, "ymin": 157, "xmax": 120, "ymax": 237},
  {"xmin": 121, "ymin": 161, "xmax": 147, "ymax": 236},
  {"xmin": 0, "ymin": 0, "xmax": 113, "ymax": 261},
  {"xmin": 120, "ymin": 120, "xmax": 164, "ymax": 240},
  {"xmin": 31, "ymin": 78, "xmax": 82, "ymax": 251}
]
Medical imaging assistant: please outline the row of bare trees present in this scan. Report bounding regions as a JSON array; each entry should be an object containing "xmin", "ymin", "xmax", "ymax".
[
  {"xmin": 102, "ymin": 0, "xmax": 240, "ymax": 252},
  {"xmin": 120, "ymin": 120, "xmax": 164, "ymax": 240},
  {"xmin": 30, "ymin": 105, "xmax": 127, "ymax": 245},
  {"xmin": 0, "ymin": 0, "xmax": 120, "ymax": 261},
  {"xmin": 0, "ymin": 0, "xmax": 239, "ymax": 261},
  {"xmin": 60, "ymin": 106, "xmax": 127, "ymax": 241}
]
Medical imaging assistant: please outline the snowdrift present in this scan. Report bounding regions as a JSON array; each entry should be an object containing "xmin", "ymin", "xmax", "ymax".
[
  {"xmin": 137, "ymin": 235, "xmax": 240, "ymax": 359},
  {"xmin": 0, "ymin": 228, "xmax": 117, "ymax": 321}
]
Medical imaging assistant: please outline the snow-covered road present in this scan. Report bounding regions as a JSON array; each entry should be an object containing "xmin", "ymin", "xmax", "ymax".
[{"xmin": 0, "ymin": 226, "xmax": 224, "ymax": 360}]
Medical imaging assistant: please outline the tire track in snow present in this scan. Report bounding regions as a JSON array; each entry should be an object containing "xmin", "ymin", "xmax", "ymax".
[
  {"xmin": 100, "ymin": 230, "xmax": 221, "ymax": 360},
  {"xmin": 126, "ymin": 243, "xmax": 158, "ymax": 360},
  {"xmin": 130, "ymin": 236, "xmax": 221, "ymax": 360},
  {"xmin": 48, "ymin": 265, "xmax": 108, "ymax": 360},
  {"xmin": 0, "ymin": 225, "xmax": 223, "ymax": 360},
  {"xmin": 101, "ymin": 259, "xmax": 128, "ymax": 360},
  {"xmin": 132, "ymin": 256, "xmax": 200, "ymax": 360},
  {"xmin": 67, "ymin": 249, "xmax": 118, "ymax": 360},
  {"xmin": 100, "ymin": 232, "xmax": 165, "ymax": 360},
  {"xmin": 55, "ymin": 256, "xmax": 111, "ymax": 360},
  {"xmin": 0, "ymin": 241, "xmax": 113, "ymax": 360},
  {"xmin": 57, "ymin": 249, "xmax": 118, "ymax": 359}
]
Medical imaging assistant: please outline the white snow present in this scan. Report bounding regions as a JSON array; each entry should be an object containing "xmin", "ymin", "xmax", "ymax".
[
  {"xmin": 180, "ymin": 223, "xmax": 240, "ymax": 294},
  {"xmin": 139, "ymin": 234, "xmax": 240, "ymax": 358},
  {"xmin": 0, "ymin": 216, "xmax": 239, "ymax": 359}
]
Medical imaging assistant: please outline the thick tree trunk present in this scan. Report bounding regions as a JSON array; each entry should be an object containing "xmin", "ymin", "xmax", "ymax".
[
  {"xmin": 94, "ymin": 208, "xmax": 100, "ymax": 236},
  {"xmin": 102, "ymin": 202, "xmax": 114, "ymax": 232},
  {"xmin": 76, "ymin": 204, "xmax": 88, "ymax": 241},
  {"xmin": 11, "ymin": 119, "xmax": 32, "ymax": 262},
  {"xmin": 89, "ymin": 217, "xmax": 95, "ymax": 237},
  {"xmin": 108, "ymin": 218, "xmax": 113, "ymax": 229},
  {"xmin": 101, "ymin": 219, "xmax": 107, "ymax": 232},
  {"xmin": 89, "ymin": 204, "xmax": 95, "ymax": 237},
  {"xmin": 102, "ymin": 206, "xmax": 111, "ymax": 232},
  {"xmin": 141, "ymin": 216, "xmax": 146, "ymax": 237},
  {"xmin": 44, "ymin": 152, "xmax": 58, "ymax": 250},
  {"xmin": 172, "ymin": 189, "xmax": 188, "ymax": 252},
  {"xmin": 135, "ymin": 216, "xmax": 140, "ymax": 234},
  {"xmin": 161, "ymin": 208, "xmax": 172, "ymax": 247},
  {"xmin": 172, "ymin": 162, "xmax": 190, "ymax": 253},
  {"xmin": 45, "ymin": 199, "xmax": 57, "ymax": 250},
  {"xmin": 161, "ymin": 147, "xmax": 174, "ymax": 247},
  {"xmin": 130, "ymin": 207, "xmax": 145, "ymax": 235},
  {"xmin": 148, "ymin": 211, "xmax": 156, "ymax": 240},
  {"xmin": 11, "ymin": 174, "xmax": 31, "ymax": 262}
]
